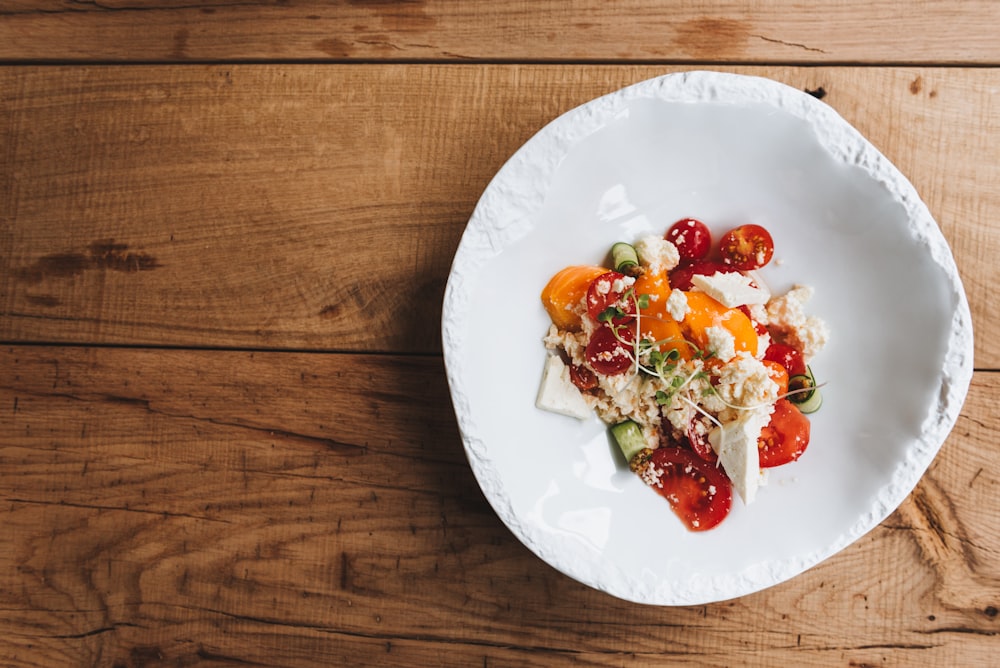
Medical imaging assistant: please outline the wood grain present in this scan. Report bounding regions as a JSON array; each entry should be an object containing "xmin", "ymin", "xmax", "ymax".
[
  {"xmin": 1, "ymin": 1, "xmax": 999, "ymax": 64},
  {"xmin": 1, "ymin": 345, "xmax": 998, "ymax": 666},
  {"xmin": 2, "ymin": 65, "xmax": 998, "ymax": 364}
]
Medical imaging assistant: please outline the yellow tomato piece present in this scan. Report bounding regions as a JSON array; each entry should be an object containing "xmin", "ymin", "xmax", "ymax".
[
  {"xmin": 634, "ymin": 269, "xmax": 671, "ymax": 319},
  {"xmin": 680, "ymin": 291, "xmax": 758, "ymax": 359},
  {"xmin": 637, "ymin": 315, "xmax": 691, "ymax": 360},
  {"xmin": 540, "ymin": 265, "xmax": 607, "ymax": 331}
]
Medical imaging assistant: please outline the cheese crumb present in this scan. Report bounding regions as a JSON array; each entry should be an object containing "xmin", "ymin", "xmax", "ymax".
[
  {"xmin": 665, "ymin": 288, "xmax": 689, "ymax": 321},
  {"xmin": 766, "ymin": 285, "xmax": 829, "ymax": 360},
  {"xmin": 634, "ymin": 236, "xmax": 681, "ymax": 274},
  {"xmin": 705, "ymin": 325, "xmax": 737, "ymax": 362}
]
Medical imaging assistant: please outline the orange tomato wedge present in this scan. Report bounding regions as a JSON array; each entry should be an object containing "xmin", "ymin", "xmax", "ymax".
[
  {"xmin": 634, "ymin": 269, "xmax": 671, "ymax": 318},
  {"xmin": 637, "ymin": 315, "xmax": 690, "ymax": 359},
  {"xmin": 540, "ymin": 265, "xmax": 607, "ymax": 331},
  {"xmin": 680, "ymin": 291, "xmax": 758, "ymax": 359}
]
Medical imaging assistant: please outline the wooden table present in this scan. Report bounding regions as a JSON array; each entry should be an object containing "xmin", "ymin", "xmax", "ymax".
[{"xmin": 2, "ymin": 3, "xmax": 998, "ymax": 666}]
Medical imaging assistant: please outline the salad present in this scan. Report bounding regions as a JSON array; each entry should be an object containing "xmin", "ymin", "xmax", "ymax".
[{"xmin": 536, "ymin": 218, "xmax": 829, "ymax": 531}]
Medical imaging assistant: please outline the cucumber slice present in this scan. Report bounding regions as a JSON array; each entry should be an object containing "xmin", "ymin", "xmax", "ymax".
[
  {"xmin": 795, "ymin": 388, "xmax": 823, "ymax": 414},
  {"xmin": 610, "ymin": 420, "xmax": 648, "ymax": 464},
  {"xmin": 788, "ymin": 366, "xmax": 822, "ymax": 413},
  {"xmin": 611, "ymin": 242, "xmax": 640, "ymax": 275}
]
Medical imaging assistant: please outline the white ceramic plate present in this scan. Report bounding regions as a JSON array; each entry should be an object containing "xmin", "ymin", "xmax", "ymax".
[{"xmin": 441, "ymin": 71, "xmax": 973, "ymax": 605}]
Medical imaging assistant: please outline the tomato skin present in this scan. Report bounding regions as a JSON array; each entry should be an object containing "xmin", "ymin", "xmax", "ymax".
[
  {"xmin": 719, "ymin": 224, "xmax": 774, "ymax": 270},
  {"xmin": 638, "ymin": 447, "xmax": 732, "ymax": 531},
  {"xmin": 758, "ymin": 399, "xmax": 810, "ymax": 467},
  {"xmin": 568, "ymin": 363, "xmax": 598, "ymax": 391},
  {"xmin": 665, "ymin": 218, "xmax": 712, "ymax": 261},
  {"xmin": 763, "ymin": 343, "xmax": 807, "ymax": 377},
  {"xmin": 584, "ymin": 323, "xmax": 635, "ymax": 376},
  {"xmin": 686, "ymin": 417, "xmax": 718, "ymax": 464},
  {"xmin": 668, "ymin": 260, "xmax": 739, "ymax": 291},
  {"xmin": 586, "ymin": 271, "xmax": 637, "ymax": 324}
]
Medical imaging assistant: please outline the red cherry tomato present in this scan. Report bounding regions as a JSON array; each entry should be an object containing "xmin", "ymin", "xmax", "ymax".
[
  {"xmin": 719, "ymin": 224, "xmax": 774, "ymax": 270},
  {"xmin": 638, "ymin": 447, "xmax": 732, "ymax": 531},
  {"xmin": 667, "ymin": 260, "xmax": 739, "ymax": 291},
  {"xmin": 586, "ymin": 271, "xmax": 637, "ymax": 324},
  {"xmin": 686, "ymin": 416, "xmax": 718, "ymax": 464},
  {"xmin": 584, "ymin": 323, "xmax": 635, "ymax": 376},
  {"xmin": 665, "ymin": 218, "xmax": 712, "ymax": 261},
  {"xmin": 757, "ymin": 399, "xmax": 810, "ymax": 467},
  {"xmin": 763, "ymin": 342, "xmax": 807, "ymax": 377},
  {"xmin": 568, "ymin": 363, "xmax": 598, "ymax": 391}
]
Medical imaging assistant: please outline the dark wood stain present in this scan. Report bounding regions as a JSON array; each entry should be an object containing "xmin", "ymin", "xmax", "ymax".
[
  {"xmin": 14, "ymin": 239, "xmax": 161, "ymax": 285},
  {"xmin": 910, "ymin": 76, "xmax": 924, "ymax": 95},
  {"xmin": 315, "ymin": 38, "xmax": 354, "ymax": 58}
]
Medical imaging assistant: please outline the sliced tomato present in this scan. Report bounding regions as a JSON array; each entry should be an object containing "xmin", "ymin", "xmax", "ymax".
[
  {"xmin": 758, "ymin": 399, "xmax": 810, "ymax": 467},
  {"xmin": 665, "ymin": 218, "xmax": 712, "ymax": 261},
  {"xmin": 686, "ymin": 416, "xmax": 718, "ymax": 464},
  {"xmin": 637, "ymin": 447, "xmax": 731, "ymax": 531},
  {"xmin": 584, "ymin": 323, "xmax": 635, "ymax": 376},
  {"xmin": 586, "ymin": 271, "xmax": 637, "ymax": 324},
  {"xmin": 668, "ymin": 260, "xmax": 739, "ymax": 291},
  {"xmin": 568, "ymin": 363, "xmax": 598, "ymax": 391},
  {"xmin": 763, "ymin": 342, "xmax": 807, "ymax": 377},
  {"xmin": 719, "ymin": 224, "xmax": 774, "ymax": 270}
]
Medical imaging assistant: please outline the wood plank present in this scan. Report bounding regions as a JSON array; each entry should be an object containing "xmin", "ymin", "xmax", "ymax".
[
  {"xmin": 1, "ymin": 346, "xmax": 998, "ymax": 665},
  {"xmin": 1, "ymin": 1, "xmax": 999, "ymax": 64},
  {"xmin": 2, "ymin": 65, "xmax": 997, "ymax": 364}
]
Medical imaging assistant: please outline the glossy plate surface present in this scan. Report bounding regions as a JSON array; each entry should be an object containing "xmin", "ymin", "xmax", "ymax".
[{"xmin": 441, "ymin": 71, "xmax": 973, "ymax": 605}]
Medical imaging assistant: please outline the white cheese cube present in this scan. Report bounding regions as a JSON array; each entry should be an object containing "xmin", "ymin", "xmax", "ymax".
[
  {"xmin": 708, "ymin": 407, "xmax": 772, "ymax": 505},
  {"xmin": 536, "ymin": 355, "xmax": 592, "ymax": 419},
  {"xmin": 691, "ymin": 271, "xmax": 770, "ymax": 308}
]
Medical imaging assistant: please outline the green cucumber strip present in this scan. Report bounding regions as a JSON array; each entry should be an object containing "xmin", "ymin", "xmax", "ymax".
[
  {"xmin": 795, "ymin": 388, "xmax": 823, "ymax": 414},
  {"xmin": 610, "ymin": 420, "xmax": 647, "ymax": 464},
  {"xmin": 610, "ymin": 242, "xmax": 639, "ymax": 274},
  {"xmin": 787, "ymin": 373, "xmax": 816, "ymax": 403}
]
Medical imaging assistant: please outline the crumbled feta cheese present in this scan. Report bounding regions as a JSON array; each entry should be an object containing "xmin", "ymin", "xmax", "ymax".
[
  {"xmin": 535, "ymin": 354, "xmax": 591, "ymax": 419},
  {"xmin": 690, "ymin": 271, "xmax": 769, "ymax": 308},
  {"xmin": 634, "ymin": 236, "xmax": 681, "ymax": 274},
  {"xmin": 766, "ymin": 285, "xmax": 829, "ymax": 360},
  {"xmin": 665, "ymin": 288, "xmax": 689, "ymax": 321},
  {"xmin": 714, "ymin": 352, "xmax": 779, "ymax": 407},
  {"xmin": 705, "ymin": 325, "xmax": 737, "ymax": 362},
  {"xmin": 708, "ymin": 406, "xmax": 773, "ymax": 504}
]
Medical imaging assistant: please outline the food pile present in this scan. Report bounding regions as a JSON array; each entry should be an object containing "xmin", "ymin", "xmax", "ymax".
[{"xmin": 536, "ymin": 218, "xmax": 828, "ymax": 530}]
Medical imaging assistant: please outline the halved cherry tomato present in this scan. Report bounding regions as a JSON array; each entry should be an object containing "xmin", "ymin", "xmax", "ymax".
[
  {"xmin": 586, "ymin": 271, "xmax": 637, "ymax": 324},
  {"xmin": 665, "ymin": 218, "xmax": 712, "ymax": 261},
  {"xmin": 761, "ymin": 360, "xmax": 789, "ymax": 397},
  {"xmin": 638, "ymin": 447, "xmax": 732, "ymax": 531},
  {"xmin": 758, "ymin": 399, "xmax": 810, "ymax": 467},
  {"xmin": 686, "ymin": 417, "xmax": 718, "ymax": 464},
  {"xmin": 668, "ymin": 260, "xmax": 739, "ymax": 291},
  {"xmin": 584, "ymin": 323, "xmax": 635, "ymax": 376},
  {"xmin": 568, "ymin": 363, "xmax": 598, "ymax": 391},
  {"xmin": 719, "ymin": 224, "xmax": 774, "ymax": 270},
  {"xmin": 763, "ymin": 342, "xmax": 807, "ymax": 377}
]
